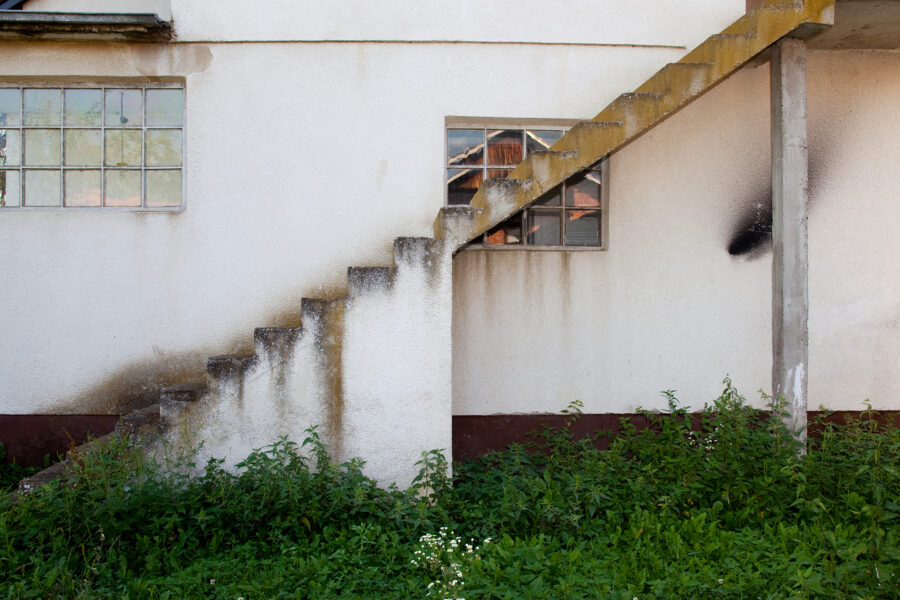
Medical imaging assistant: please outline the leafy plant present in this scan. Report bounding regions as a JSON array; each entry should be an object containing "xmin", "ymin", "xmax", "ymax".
[{"xmin": 1, "ymin": 382, "xmax": 897, "ymax": 599}]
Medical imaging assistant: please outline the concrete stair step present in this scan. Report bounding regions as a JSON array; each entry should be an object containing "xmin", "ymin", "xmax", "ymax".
[
  {"xmin": 552, "ymin": 120, "xmax": 624, "ymax": 160},
  {"xmin": 432, "ymin": 205, "xmax": 482, "ymax": 246},
  {"xmin": 116, "ymin": 402, "xmax": 162, "ymax": 434},
  {"xmin": 634, "ymin": 62, "xmax": 715, "ymax": 97},
  {"xmin": 207, "ymin": 354, "xmax": 257, "ymax": 377},
  {"xmin": 348, "ymin": 266, "xmax": 396, "ymax": 297}
]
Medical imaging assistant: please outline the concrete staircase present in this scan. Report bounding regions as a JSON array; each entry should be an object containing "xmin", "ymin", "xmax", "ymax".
[
  {"xmin": 158, "ymin": 237, "xmax": 451, "ymax": 487},
  {"xmin": 155, "ymin": 0, "xmax": 834, "ymax": 487}
]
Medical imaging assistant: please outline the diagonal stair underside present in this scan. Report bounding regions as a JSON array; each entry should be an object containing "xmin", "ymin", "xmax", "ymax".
[{"xmin": 432, "ymin": 0, "xmax": 835, "ymax": 248}]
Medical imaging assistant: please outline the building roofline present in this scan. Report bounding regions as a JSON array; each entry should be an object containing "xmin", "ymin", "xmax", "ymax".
[{"xmin": 0, "ymin": 10, "xmax": 173, "ymax": 42}]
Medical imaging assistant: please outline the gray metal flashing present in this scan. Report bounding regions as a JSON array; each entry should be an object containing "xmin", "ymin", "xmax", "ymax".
[{"xmin": 0, "ymin": 11, "xmax": 173, "ymax": 42}]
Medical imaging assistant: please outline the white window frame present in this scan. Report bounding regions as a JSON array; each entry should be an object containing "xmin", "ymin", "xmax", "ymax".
[{"xmin": 0, "ymin": 80, "xmax": 185, "ymax": 211}]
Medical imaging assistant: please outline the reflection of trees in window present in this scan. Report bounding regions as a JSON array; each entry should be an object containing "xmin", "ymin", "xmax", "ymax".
[{"xmin": 0, "ymin": 85, "xmax": 183, "ymax": 209}]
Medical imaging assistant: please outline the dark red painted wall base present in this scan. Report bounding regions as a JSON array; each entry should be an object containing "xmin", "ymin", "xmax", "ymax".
[
  {"xmin": 452, "ymin": 411, "xmax": 900, "ymax": 463},
  {"xmin": 3, "ymin": 411, "xmax": 897, "ymax": 468},
  {"xmin": 0, "ymin": 415, "xmax": 121, "ymax": 466}
]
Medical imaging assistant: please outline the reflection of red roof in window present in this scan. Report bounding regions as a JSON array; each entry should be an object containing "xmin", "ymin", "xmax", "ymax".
[
  {"xmin": 487, "ymin": 142, "xmax": 522, "ymax": 167},
  {"xmin": 571, "ymin": 189, "xmax": 598, "ymax": 207}
]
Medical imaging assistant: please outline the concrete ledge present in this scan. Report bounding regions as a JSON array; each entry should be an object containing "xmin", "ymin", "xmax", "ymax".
[{"xmin": 0, "ymin": 11, "xmax": 173, "ymax": 42}]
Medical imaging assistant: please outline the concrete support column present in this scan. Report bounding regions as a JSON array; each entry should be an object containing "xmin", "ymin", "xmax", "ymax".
[{"xmin": 770, "ymin": 37, "xmax": 809, "ymax": 446}]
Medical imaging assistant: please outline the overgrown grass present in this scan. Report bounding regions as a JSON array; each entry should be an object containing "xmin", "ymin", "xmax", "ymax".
[{"xmin": 2, "ymin": 381, "xmax": 898, "ymax": 599}]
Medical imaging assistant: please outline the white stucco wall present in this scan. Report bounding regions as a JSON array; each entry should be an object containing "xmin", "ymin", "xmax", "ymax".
[
  {"xmin": 1, "ymin": 1, "xmax": 745, "ymax": 415},
  {"xmin": 452, "ymin": 50, "xmax": 900, "ymax": 415},
  {"xmin": 22, "ymin": 0, "xmax": 744, "ymax": 47}
]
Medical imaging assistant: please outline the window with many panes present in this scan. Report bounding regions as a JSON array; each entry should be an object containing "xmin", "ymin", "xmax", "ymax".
[
  {"xmin": 0, "ymin": 84, "xmax": 184, "ymax": 209},
  {"xmin": 446, "ymin": 123, "xmax": 605, "ymax": 248}
]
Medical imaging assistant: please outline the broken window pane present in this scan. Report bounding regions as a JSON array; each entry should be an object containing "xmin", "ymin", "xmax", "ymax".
[
  {"xmin": 24, "ymin": 129, "xmax": 61, "ymax": 166},
  {"xmin": 1, "ymin": 130, "xmax": 21, "ymax": 166},
  {"xmin": 64, "ymin": 170, "xmax": 102, "ymax": 207},
  {"xmin": 145, "ymin": 129, "xmax": 183, "ymax": 167},
  {"xmin": 105, "ymin": 130, "xmax": 142, "ymax": 167},
  {"xmin": 64, "ymin": 129, "xmax": 102, "ymax": 166},
  {"xmin": 0, "ymin": 89, "xmax": 21, "ymax": 126},
  {"xmin": 447, "ymin": 129, "xmax": 483, "ymax": 166},
  {"xmin": 64, "ymin": 89, "xmax": 102, "ymax": 126},
  {"xmin": 146, "ymin": 170, "xmax": 182, "ymax": 207},
  {"xmin": 104, "ymin": 170, "xmax": 142, "ymax": 207},
  {"xmin": 105, "ymin": 89, "xmax": 143, "ymax": 127},
  {"xmin": 565, "ymin": 170, "xmax": 601, "ymax": 207},
  {"xmin": 565, "ymin": 209, "xmax": 601, "ymax": 246},
  {"xmin": 485, "ymin": 212, "xmax": 522, "ymax": 246},
  {"xmin": 0, "ymin": 170, "xmax": 20, "ymax": 207},
  {"xmin": 526, "ymin": 129, "xmax": 563, "ymax": 155},
  {"xmin": 24, "ymin": 170, "xmax": 61, "ymax": 206},
  {"xmin": 447, "ymin": 168, "xmax": 482, "ymax": 206},
  {"xmin": 527, "ymin": 209, "xmax": 561, "ymax": 245},
  {"xmin": 24, "ymin": 89, "xmax": 61, "ymax": 126},
  {"xmin": 486, "ymin": 129, "xmax": 523, "ymax": 166},
  {"xmin": 146, "ymin": 89, "xmax": 183, "ymax": 127}
]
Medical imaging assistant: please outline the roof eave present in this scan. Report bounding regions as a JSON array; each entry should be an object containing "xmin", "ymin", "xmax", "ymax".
[{"xmin": 0, "ymin": 11, "xmax": 173, "ymax": 42}]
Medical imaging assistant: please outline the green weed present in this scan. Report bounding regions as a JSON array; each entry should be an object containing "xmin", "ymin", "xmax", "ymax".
[{"xmin": 1, "ymin": 382, "xmax": 897, "ymax": 599}]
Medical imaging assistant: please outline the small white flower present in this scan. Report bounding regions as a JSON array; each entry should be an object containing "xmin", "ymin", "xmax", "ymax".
[{"xmin": 209, "ymin": 579, "xmax": 215, "ymax": 585}]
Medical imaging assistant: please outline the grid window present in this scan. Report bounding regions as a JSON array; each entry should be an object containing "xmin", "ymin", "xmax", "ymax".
[
  {"xmin": 446, "ymin": 127, "xmax": 565, "ymax": 206},
  {"xmin": 446, "ymin": 125, "xmax": 604, "ymax": 249},
  {"xmin": 0, "ymin": 85, "xmax": 184, "ymax": 209},
  {"xmin": 484, "ymin": 168, "xmax": 604, "ymax": 248}
]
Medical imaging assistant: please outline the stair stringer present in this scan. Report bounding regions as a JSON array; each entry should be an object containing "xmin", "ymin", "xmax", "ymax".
[
  {"xmin": 433, "ymin": 0, "xmax": 835, "ymax": 248},
  {"xmin": 156, "ymin": 238, "xmax": 452, "ymax": 489}
]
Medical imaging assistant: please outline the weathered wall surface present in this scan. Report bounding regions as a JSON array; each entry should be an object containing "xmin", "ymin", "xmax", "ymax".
[
  {"xmin": 159, "ymin": 239, "xmax": 452, "ymax": 487},
  {"xmin": 1, "ymin": 1, "xmax": 744, "ymax": 415},
  {"xmin": 453, "ymin": 50, "xmax": 900, "ymax": 415}
]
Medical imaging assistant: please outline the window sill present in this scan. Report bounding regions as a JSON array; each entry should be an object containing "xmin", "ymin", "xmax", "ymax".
[
  {"xmin": 0, "ymin": 11, "xmax": 173, "ymax": 42},
  {"xmin": 0, "ymin": 206, "xmax": 184, "ymax": 213},
  {"xmin": 460, "ymin": 244, "xmax": 606, "ymax": 252}
]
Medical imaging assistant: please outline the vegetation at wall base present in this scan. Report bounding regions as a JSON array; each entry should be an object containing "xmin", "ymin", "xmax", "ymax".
[
  {"xmin": 1, "ymin": 381, "xmax": 897, "ymax": 599},
  {"xmin": 0, "ymin": 443, "xmax": 42, "ymax": 493}
]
